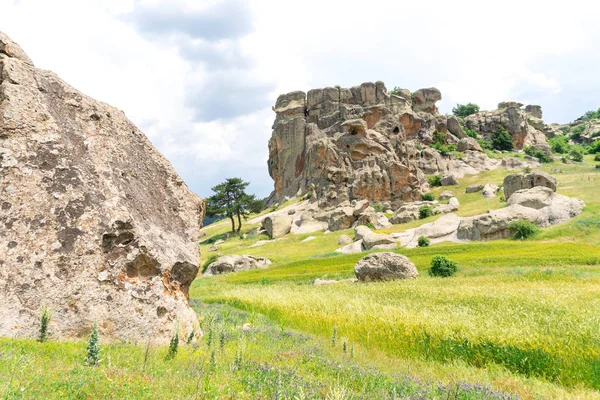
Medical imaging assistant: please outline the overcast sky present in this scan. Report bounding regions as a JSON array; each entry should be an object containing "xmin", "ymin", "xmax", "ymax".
[{"xmin": 2, "ymin": 0, "xmax": 599, "ymax": 198}]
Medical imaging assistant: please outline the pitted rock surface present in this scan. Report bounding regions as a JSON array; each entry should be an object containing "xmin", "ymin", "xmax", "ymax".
[{"xmin": 0, "ymin": 33, "xmax": 204, "ymax": 343}]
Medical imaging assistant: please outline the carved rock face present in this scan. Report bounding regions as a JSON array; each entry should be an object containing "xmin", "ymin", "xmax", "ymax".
[{"xmin": 0, "ymin": 33, "xmax": 203, "ymax": 343}]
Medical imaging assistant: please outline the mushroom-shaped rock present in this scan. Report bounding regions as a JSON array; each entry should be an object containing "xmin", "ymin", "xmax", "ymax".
[
  {"xmin": 412, "ymin": 88, "xmax": 442, "ymax": 114},
  {"xmin": 354, "ymin": 252, "xmax": 418, "ymax": 282}
]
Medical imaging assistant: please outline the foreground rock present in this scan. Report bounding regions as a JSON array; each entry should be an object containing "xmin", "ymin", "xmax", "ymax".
[
  {"xmin": 203, "ymin": 255, "xmax": 271, "ymax": 276},
  {"xmin": 354, "ymin": 252, "xmax": 418, "ymax": 282},
  {"xmin": 503, "ymin": 171, "xmax": 557, "ymax": 199},
  {"xmin": 0, "ymin": 33, "xmax": 203, "ymax": 343},
  {"xmin": 262, "ymin": 214, "xmax": 293, "ymax": 238}
]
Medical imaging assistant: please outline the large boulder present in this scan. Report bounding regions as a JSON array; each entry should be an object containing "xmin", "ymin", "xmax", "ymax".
[
  {"xmin": 457, "ymin": 205, "xmax": 540, "ymax": 241},
  {"xmin": 412, "ymin": 88, "xmax": 442, "ymax": 114},
  {"xmin": 354, "ymin": 225, "xmax": 397, "ymax": 250},
  {"xmin": 262, "ymin": 214, "xmax": 293, "ymax": 238},
  {"xmin": 0, "ymin": 33, "xmax": 203, "ymax": 343},
  {"xmin": 441, "ymin": 174, "xmax": 459, "ymax": 186},
  {"xmin": 390, "ymin": 201, "xmax": 436, "ymax": 224},
  {"xmin": 354, "ymin": 252, "xmax": 418, "ymax": 282},
  {"xmin": 482, "ymin": 183, "xmax": 500, "ymax": 198},
  {"xmin": 503, "ymin": 172, "xmax": 557, "ymax": 200},
  {"xmin": 203, "ymin": 255, "xmax": 271, "ymax": 276},
  {"xmin": 338, "ymin": 234, "xmax": 353, "ymax": 245},
  {"xmin": 457, "ymin": 137, "xmax": 482, "ymax": 152},
  {"xmin": 507, "ymin": 187, "xmax": 584, "ymax": 225},
  {"xmin": 465, "ymin": 184, "xmax": 484, "ymax": 193}
]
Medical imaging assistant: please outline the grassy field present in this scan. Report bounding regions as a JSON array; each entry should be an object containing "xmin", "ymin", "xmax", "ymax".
[
  {"xmin": 190, "ymin": 155, "xmax": 600, "ymax": 398},
  {"xmin": 3, "ymin": 155, "xmax": 600, "ymax": 399}
]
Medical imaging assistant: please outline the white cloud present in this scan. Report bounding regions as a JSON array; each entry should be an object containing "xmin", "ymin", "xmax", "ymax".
[{"xmin": 2, "ymin": 0, "xmax": 599, "ymax": 198}]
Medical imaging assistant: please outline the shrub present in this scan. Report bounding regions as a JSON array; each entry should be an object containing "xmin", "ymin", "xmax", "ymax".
[
  {"xmin": 429, "ymin": 256, "xmax": 458, "ymax": 277},
  {"xmin": 417, "ymin": 236, "xmax": 430, "ymax": 247},
  {"xmin": 85, "ymin": 323, "xmax": 101, "ymax": 366},
  {"xmin": 427, "ymin": 175, "xmax": 442, "ymax": 187},
  {"xmin": 548, "ymin": 136, "xmax": 570, "ymax": 154},
  {"xmin": 570, "ymin": 146, "xmax": 584, "ymax": 162},
  {"xmin": 507, "ymin": 219, "xmax": 539, "ymax": 240},
  {"xmin": 166, "ymin": 329, "xmax": 179, "ymax": 360},
  {"xmin": 432, "ymin": 142, "xmax": 456, "ymax": 156},
  {"xmin": 419, "ymin": 206, "xmax": 432, "ymax": 219},
  {"xmin": 594, "ymin": 154, "xmax": 600, "ymax": 161},
  {"xmin": 38, "ymin": 306, "xmax": 51, "ymax": 343},
  {"xmin": 477, "ymin": 137, "xmax": 494, "ymax": 151},
  {"xmin": 491, "ymin": 126, "xmax": 514, "ymax": 151},
  {"xmin": 452, "ymin": 103, "xmax": 480, "ymax": 118},
  {"xmin": 432, "ymin": 130, "xmax": 446, "ymax": 145},
  {"xmin": 596, "ymin": 164, "xmax": 600, "ymax": 169},
  {"xmin": 580, "ymin": 107, "xmax": 600, "ymax": 121},
  {"xmin": 421, "ymin": 193, "xmax": 434, "ymax": 201},
  {"xmin": 534, "ymin": 150, "xmax": 553, "ymax": 163},
  {"xmin": 372, "ymin": 202, "xmax": 384, "ymax": 212},
  {"xmin": 464, "ymin": 127, "xmax": 478, "ymax": 138},
  {"xmin": 389, "ymin": 87, "xmax": 404, "ymax": 96},
  {"xmin": 570, "ymin": 124, "xmax": 585, "ymax": 142},
  {"xmin": 588, "ymin": 140, "xmax": 600, "ymax": 154}
]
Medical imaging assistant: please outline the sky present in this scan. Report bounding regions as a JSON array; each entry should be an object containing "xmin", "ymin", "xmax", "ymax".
[{"xmin": 1, "ymin": 0, "xmax": 599, "ymax": 198}]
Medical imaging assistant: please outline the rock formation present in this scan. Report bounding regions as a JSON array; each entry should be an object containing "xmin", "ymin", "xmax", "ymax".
[
  {"xmin": 0, "ymin": 33, "xmax": 203, "ymax": 343},
  {"xmin": 267, "ymin": 82, "xmax": 502, "ymax": 209},
  {"xmin": 464, "ymin": 101, "xmax": 549, "ymax": 150},
  {"xmin": 354, "ymin": 252, "xmax": 418, "ymax": 282}
]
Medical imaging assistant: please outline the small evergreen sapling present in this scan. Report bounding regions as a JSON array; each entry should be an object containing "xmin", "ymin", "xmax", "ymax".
[
  {"xmin": 85, "ymin": 323, "xmax": 101, "ymax": 366},
  {"xmin": 166, "ymin": 329, "xmax": 179, "ymax": 360},
  {"xmin": 38, "ymin": 306, "xmax": 51, "ymax": 343}
]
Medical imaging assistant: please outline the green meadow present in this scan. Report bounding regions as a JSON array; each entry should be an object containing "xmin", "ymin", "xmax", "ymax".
[{"xmin": 3, "ymin": 154, "xmax": 600, "ymax": 399}]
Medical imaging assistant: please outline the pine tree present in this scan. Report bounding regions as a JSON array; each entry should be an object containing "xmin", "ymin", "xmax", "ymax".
[{"xmin": 166, "ymin": 329, "xmax": 179, "ymax": 360}]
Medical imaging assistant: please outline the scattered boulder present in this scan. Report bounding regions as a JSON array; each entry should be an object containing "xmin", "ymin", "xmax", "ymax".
[
  {"xmin": 441, "ymin": 174, "xmax": 459, "ymax": 186},
  {"xmin": 0, "ymin": 33, "xmax": 203, "ymax": 343},
  {"xmin": 203, "ymin": 255, "xmax": 271, "ymax": 276},
  {"xmin": 354, "ymin": 225, "xmax": 397, "ymax": 250},
  {"xmin": 501, "ymin": 157, "xmax": 541, "ymax": 170},
  {"xmin": 262, "ymin": 214, "xmax": 293, "ymax": 239},
  {"xmin": 482, "ymin": 184, "xmax": 500, "ymax": 198},
  {"xmin": 338, "ymin": 234, "xmax": 353, "ymax": 245},
  {"xmin": 433, "ymin": 197, "xmax": 459, "ymax": 214},
  {"xmin": 354, "ymin": 253, "xmax": 418, "ymax": 282},
  {"xmin": 439, "ymin": 190, "xmax": 454, "ymax": 200},
  {"xmin": 335, "ymin": 239, "xmax": 364, "ymax": 254},
  {"xmin": 465, "ymin": 184, "xmax": 484, "ymax": 193},
  {"xmin": 503, "ymin": 172, "xmax": 557, "ymax": 200},
  {"xmin": 457, "ymin": 137, "xmax": 482, "ymax": 152},
  {"xmin": 446, "ymin": 115, "xmax": 467, "ymax": 139},
  {"xmin": 507, "ymin": 187, "xmax": 584, "ymax": 225},
  {"xmin": 209, "ymin": 244, "xmax": 219, "ymax": 252},
  {"xmin": 390, "ymin": 201, "xmax": 436, "ymax": 224}
]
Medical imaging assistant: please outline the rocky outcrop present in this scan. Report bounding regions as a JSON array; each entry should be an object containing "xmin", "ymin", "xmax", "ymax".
[
  {"xmin": 503, "ymin": 171, "xmax": 557, "ymax": 200},
  {"xmin": 457, "ymin": 137, "xmax": 482, "ymax": 152},
  {"xmin": 354, "ymin": 225, "xmax": 397, "ymax": 250},
  {"xmin": 0, "ymin": 33, "xmax": 203, "ymax": 343},
  {"xmin": 267, "ymin": 82, "xmax": 504, "ymax": 209},
  {"xmin": 354, "ymin": 252, "xmax": 418, "ymax": 282},
  {"xmin": 465, "ymin": 102, "xmax": 549, "ymax": 150},
  {"xmin": 203, "ymin": 255, "xmax": 271, "ymax": 276}
]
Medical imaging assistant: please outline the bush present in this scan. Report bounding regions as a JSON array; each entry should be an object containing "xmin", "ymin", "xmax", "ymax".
[
  {"xmin": 596, "ymin": 164, "xmax": 600, "ymax": 169},
  {"xmin": 588, "ymin": 140, "xmax": 600, "ymax": 154},
  {"xmin": 166, "ymin": 329, "xmax": 179, "ymax": 360},
  {"xmin": 452, "ymin": 103, "xmax": 480, "ymax": 118},
  {"xmin": 580, "ymin": 108, "xmax": 600, "ymax": 121},
  {"xmin": 389, "ymin": 87, "xmax": 404, "ymax": 96},
  {"xmin": 507, "ymin": 219, "xmax": 539, "ymax": 240},
  {"xmin": 429, "ymin": 255, "xmax": 458, "ymax": 277},
  {"xmin": 432, "ymin": 142, "xmax": 456, "ymax": 156},
  {"xmin": 491, "ymin": 126, "xmax": 514, "ymax": 151},
  {"xmin": 432, "ymin": 130, "xmax": 446, "ymax": 145},
  {"xmin": 534, "ymin": 150, "xmax": 553, "ymax": 163},
  {"xmin": 421, "ymin": 193, "xmax": 434, "ymax": 201},
  {"xmin": 464, "ymin": 127, "xmax": 478, "ymax": 138},
  {"xmin": 427, "ymin": 175, "xmax": 442, "ymax": 187},
  {"xmin": 594, "ymin": 154, "xmax": 600, "ymax": 161},
  {"xmin": 570, "ymin": 146, "xmax": 584, "ymax": 162},
  {"xmin": 373, "ymin": 202, "xmax": 384, "ymax": 212},
  {"xmin": 548, "ymin": 136, "xmax": 570, "ymax": 154},
  {"xmin": 477, "ymin": 137, "xmax": 494, "ymax": 151},
  {"xmin": 571, "ymin": 124, "xmax": 585, "ymax": 142},
  {"xmin": 417, "ymin": 236, "xmax": 430, "ymax": 247},
  {"xmin": 419, "ymin": 206, "xmax": 432, "ymax": 219}
]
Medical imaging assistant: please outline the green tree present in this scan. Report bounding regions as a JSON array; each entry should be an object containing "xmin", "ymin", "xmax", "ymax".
[
  {"xmin": 491, "ymin": 126, "xmax": 513, "ymax": 151},
  {"xmin": 452, "ymin": 103, "xmax": 480, "ymax": 118},
  {"xmin": 206, "ymin": 178, "xmax": 263, "ymax": 233}
]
